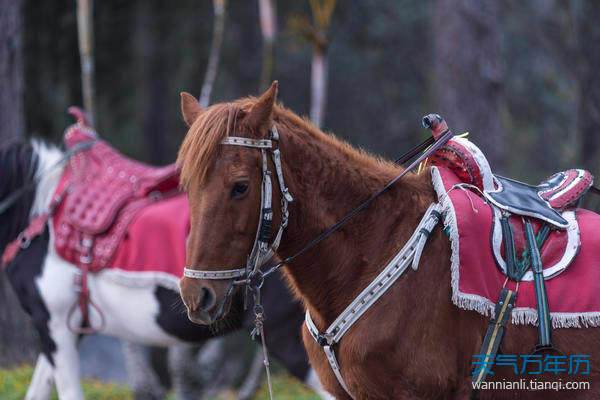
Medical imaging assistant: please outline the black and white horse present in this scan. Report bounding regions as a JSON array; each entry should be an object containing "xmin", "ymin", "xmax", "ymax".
[{"xmin": 0, "ymin": 139, "xmax": 330, "ymax": 400}]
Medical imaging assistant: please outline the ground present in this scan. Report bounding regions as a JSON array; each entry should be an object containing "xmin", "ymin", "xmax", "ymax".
[{"xmin": 0, "ymin": 365, "xmax": 319, "ymax": 400}]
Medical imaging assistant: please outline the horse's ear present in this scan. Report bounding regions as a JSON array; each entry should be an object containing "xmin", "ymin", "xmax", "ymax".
[
  {"xmin": 180, "ymin": 92, "xmax": 203, "ymax": 127},
  {"xmin": 247, "ymin": 81, "xmax": 278, "ymax": 133}
]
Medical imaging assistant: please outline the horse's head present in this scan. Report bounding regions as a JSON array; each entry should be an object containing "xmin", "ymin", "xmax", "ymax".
[{"xmin": 178, "ymin": 82, "xmax": 286, "ymax": 325}]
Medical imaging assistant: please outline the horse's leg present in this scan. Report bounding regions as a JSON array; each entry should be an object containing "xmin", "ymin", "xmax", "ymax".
[
  {"xmin": 25, "ymin": 354, "xmax": 54, "ymax": 400},
  {"xmin": 48, "ymin": 326, "xmax": 83, "ymax": 400},
  {"xmin": 167, "ymin": 343, "xmax": 203, "ymax": 400},
  {"xmin": 36, "ymin": 253, "xmax": 84, "ymax": 400},
  {"xmin": 122, "ymin": 341, "xmax": 166, "ymax": 400}
]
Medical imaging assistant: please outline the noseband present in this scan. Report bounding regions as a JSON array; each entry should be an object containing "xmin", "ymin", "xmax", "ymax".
[{"xmin": 183, "ymin": 126, "xmax": 293, "ymax": 287}]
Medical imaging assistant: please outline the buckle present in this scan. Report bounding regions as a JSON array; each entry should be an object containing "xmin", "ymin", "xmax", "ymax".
[
  {"xmin": 18, "ymin": 232, "xmax": 31, "ymax": 249},
  {"xmin": 247, "ymin": 270, "xmax": 264, "ymax": 290},
  {"xmin": 317, "ymin": 334, "xmax": 329, "ymax": 347}
]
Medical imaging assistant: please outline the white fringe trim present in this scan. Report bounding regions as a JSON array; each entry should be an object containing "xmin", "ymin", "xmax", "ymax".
[{"xmin": 430, "ymin": 167, "xmax": 600, "ymax": 329}]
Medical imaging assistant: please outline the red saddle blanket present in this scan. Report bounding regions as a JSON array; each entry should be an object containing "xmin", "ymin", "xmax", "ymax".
[
  {"xmin": 110, "ymin": 194, "xmax": 188, "ymax": 276},
  {"xmin": 432, "ymin": 166, "xmax": 600, "ymax": 328}
]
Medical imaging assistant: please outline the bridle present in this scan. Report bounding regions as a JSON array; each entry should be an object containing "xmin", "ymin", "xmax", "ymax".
[
  {"xmin": 183, "ymin": 126, "xmax": 293, "ymax": 399},
  {"xmin": 182, "ymin": 114, "xmax": 456, "ymax": 399},
  {"xmin": 183, "ymin": 126, "xmax": 293, "ymax": 287}
]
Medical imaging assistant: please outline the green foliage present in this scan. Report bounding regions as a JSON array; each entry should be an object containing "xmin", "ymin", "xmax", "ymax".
[{"xmin": 254, "ymin": 375, "xmax": 320, "ymax": 400}]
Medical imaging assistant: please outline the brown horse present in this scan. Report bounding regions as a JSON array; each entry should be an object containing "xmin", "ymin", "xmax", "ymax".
[{"xmin": 177, "ymin": 83, "xmax": 600, "ymax": 399}]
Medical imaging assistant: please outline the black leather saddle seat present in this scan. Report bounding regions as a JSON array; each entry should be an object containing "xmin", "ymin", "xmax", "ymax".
[{"xmin": 485, "ymin": 169, "xmax": 594, "ymax": 229}]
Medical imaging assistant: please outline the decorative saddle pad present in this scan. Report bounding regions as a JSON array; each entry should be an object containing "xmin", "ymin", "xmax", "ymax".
[
  {"xmin": 52, "ymin": 123, "xmax": 186, "ymax": 276},
  {"xmin": 432, "ymin": 166, "xmax": 600, "ymax": 328}
]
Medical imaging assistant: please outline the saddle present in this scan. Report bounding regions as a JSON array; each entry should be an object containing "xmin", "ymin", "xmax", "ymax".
[
  {"xmin": 430, "ymin": 137, "xmax": 594, "ymax": 280},
  {"xmin": 48, "ymin": 111, "xmax": 180, "ymax": 334},
  {"xmin": 53, "ymin": 122, "xmax": 179, "ymax": 271},
  {"xmin": 430, "ymin": 138, "xmax": 593, "ymax": 224},
  {"xmin": 429, "ymin": 135, "xmax": 596, "ymax": 383}
]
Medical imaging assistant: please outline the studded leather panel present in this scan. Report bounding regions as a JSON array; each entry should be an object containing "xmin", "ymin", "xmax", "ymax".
[{"xmin": 53, "ymin": 124, "xmax": 180, "ymax": 271}]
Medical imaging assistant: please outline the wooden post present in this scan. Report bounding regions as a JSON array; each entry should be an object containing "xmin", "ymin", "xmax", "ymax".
[{"xmin": 76, "ymin": 0, "xmax": 96, "ymax": 126}]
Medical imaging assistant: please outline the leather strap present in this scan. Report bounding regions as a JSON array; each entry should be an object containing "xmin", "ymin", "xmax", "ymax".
[
  {"xmin": 526, "ymin": 220, "xmax": 552, "ymax": 347},
  {"xmin": 472, "ymin": 287, "xmax": 516, "ymax": 386},
  {"xmin": 305, "ymin": 203, "xmax": 442, "ymax": 397},
  {"xmin": 2, "ymin": 213, "xmax": 49, "ymax": 267}
]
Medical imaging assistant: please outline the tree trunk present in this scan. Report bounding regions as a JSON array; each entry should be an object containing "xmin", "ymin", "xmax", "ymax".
[
  {"xmin": 0, "ymin": 0, "xmax": 25, "ymax": 140},
  {"xmin": 0, "ymin": 0, "xmax": 39, "ymax": 367},
  {"xmin": 433, "ymin": 0, "xmax": 506, "ymax": 171},
  {"xmin": 577, "ymin": 1, "xmax": 600, "ymax": 174},
  {"xmin": 310, "ymin": 46, "xmax": 327, "ymax": 128}
]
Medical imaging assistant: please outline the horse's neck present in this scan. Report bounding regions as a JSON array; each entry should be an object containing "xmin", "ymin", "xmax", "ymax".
[
  {"xmin": 276, "ymin": 122, "xmax": 436, "ymax": 327},
  {"xmin": 30, "ymin": 141, "xmax": 64, "ymax": 216}
]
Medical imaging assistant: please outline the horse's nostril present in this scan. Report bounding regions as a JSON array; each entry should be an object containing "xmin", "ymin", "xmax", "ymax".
[{"xmin": 199, "ymin": 287, "xmax": 216, "ymax": 311}]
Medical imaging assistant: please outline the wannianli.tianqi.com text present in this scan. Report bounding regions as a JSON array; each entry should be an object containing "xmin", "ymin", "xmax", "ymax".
[{"xmin": 472, "ymin": 379, "xmax": 591, "ymax": 391}]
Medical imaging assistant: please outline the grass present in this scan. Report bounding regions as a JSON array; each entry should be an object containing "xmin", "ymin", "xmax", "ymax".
[
  {"xmin": 0, "ymin": 365, "xmax": 320, "ymax": 400},
  {"xmin": 0, "ymin": 365, "xmax": 133, "ymax": 400}
]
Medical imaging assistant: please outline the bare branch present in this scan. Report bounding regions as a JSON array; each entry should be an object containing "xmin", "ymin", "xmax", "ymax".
[
  {"xmin": 200, "ymin": 0, "xmax": 226, "ymax": 107},
  {"xmin": 76, "ymin": 0, "xmax": 96, "ymax": 126}
]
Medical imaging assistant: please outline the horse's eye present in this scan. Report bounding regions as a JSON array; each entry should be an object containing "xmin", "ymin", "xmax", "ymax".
[{"xmin": 231, "ymin": 182, "xmax": 249, "ymax": 199}]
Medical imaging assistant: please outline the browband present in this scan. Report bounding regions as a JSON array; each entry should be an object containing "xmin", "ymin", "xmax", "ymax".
[{"xmin": 221, "ymin": 137, "xmax": 273, "ymax": 148}]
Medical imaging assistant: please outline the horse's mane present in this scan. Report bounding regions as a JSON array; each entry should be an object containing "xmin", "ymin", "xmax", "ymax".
[
  {"xmin": 177, "ymin": 100, "xmax": 247, "ymax": 190},
  {"xmin": 177, "ymin": 97, "xmax": 400, "ymax": 191}
]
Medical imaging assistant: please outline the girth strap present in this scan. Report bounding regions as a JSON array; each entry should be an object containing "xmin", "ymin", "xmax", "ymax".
[
  {"xmin": 472, "ymin": 287, "xmax": 517, "ymax": 386},
  {"xmin": 525, "ymin": 220, "xmax": 552, "ymax": 347}
]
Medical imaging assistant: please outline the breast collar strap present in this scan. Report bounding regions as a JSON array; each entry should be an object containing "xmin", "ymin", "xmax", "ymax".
[
  {"xmin": 183, "ymin": 126, "xmax": 293, "ymax": 284},
  {"xmin": 305, "ymin": 203, "xmax": 443, "ymax": 398}
]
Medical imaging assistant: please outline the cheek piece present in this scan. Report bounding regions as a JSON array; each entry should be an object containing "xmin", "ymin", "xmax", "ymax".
[{"xmin": 183, "ymin": 126, "xmax": 293, "ymax": 286}]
